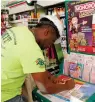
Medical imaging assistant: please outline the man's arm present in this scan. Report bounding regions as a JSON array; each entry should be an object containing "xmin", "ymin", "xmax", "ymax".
[{"xmin": 32, "ymin": 71, "xmax": 75, "ymax": 94}]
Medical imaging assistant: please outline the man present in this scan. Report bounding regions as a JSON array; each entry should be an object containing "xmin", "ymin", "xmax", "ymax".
[{"xmin": 1, "ymin": 15, "xmax": 75, "ymax": 102}]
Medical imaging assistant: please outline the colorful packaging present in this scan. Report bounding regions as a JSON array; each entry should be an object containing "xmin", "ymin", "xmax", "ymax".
[
  {"xmin": 67, "ymin": 1, "xmax": 95, "ymax": 54},
  {"xmin": 69, "ymin": 62, "xmax": 84, "ymax": 79}
]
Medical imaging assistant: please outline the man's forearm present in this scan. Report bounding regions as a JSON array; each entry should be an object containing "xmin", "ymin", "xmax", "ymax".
[
  {"xmin": 32, "ymin": 71, "xmax": 75, "ymax": 94},
  {"xmin": 45, "ymin": 80, "xmax": 69, "ymax": 94},
  {"xmin": 35, "ymin": 80, "xmax": 67, "ymax": 94},
  {"xmin": 36, "ymin": 76, "xmax": 75, "ymax": 94}
]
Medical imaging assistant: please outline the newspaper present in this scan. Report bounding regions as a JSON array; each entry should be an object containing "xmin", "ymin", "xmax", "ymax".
[{"xmin": 37, "ymin": 81, "xmax": 95, "ymax": 102}]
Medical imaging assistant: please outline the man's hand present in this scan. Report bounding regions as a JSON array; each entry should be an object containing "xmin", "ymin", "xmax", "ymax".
[
  {"xmin": 32, "ymin": 71, "xmax": 75, "ymax": 94},
  {"xmin": 65, "ymin": 78, "xmax": 75, "ymax": 90},
  {"xmin": 52, "ymin": 76, "xmax": 75, "ymax": 90}
]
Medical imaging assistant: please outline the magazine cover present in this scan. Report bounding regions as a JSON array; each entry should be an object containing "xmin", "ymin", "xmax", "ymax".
[
  {"xmin": 69, "ymin": 62, "xmax": 84, "ymax": 79},
  {"xmin": 67, "ymin": 1, "xmax": 95, "ymax": 54}
]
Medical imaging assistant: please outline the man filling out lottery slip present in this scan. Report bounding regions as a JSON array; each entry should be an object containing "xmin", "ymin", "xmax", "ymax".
[{"xmin": 1, "ymin": 15, "xmax": 75, "ymax": 102}]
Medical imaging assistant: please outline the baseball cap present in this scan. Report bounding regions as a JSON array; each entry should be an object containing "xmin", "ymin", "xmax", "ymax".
[{"xmin": 39, "ymin": 15, "xmax": 64, "ymax": 44}]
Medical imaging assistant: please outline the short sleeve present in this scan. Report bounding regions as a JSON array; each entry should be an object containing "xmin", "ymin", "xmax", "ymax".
[
  {"xmin": 19, "ymin": 44, "xmax": 45, "ymax": 74},
  {"xmin": 17, "ymin": 28, "xmax": 46, "ymax": 74}
]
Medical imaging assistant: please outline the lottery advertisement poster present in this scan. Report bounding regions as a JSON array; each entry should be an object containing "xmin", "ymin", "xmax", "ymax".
[{"xmin": 67, "ymin": 1, "xmax": 95, "ymax": 54}]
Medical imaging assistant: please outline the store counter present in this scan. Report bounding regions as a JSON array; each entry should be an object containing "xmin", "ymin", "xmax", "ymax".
[{"xmin": 32, "ymin": 78, "xmax": 95, "ymax": 102}]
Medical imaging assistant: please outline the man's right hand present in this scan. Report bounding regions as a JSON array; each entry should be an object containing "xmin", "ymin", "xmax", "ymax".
[
  {"xmin": 52, "ymin": 76, "xmax": 75, "ymax": 90},
  {"xmin": 65, "ymin": 78, "xmax": 75, "ymax": 90}
]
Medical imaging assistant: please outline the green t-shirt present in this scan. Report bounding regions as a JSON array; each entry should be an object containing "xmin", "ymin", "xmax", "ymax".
[{"xmin": 1, "ymin": 26, "xmax": 45, "ymax": 102}]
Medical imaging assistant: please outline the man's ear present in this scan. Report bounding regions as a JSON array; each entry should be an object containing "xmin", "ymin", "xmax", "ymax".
[{"xmin": 44, "ymin": 28, "xmax": 49, "ymax": 36}]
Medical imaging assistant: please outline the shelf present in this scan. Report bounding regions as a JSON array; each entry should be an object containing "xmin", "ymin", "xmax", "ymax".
[
  {"xmin": 28, "ymin": 24, "xmax": 37, "ymax": 26},
  {"xmin": 8, "ymin": 1, "xmax": 65, "ymax": 15},
  {"xmin": 9, "ymin": 19, "xmax": 28, "ymax": 23},
  {"xmin": 9, "ymin": 18, "xmax": 39, "ymax": 24},
  {"xmin": 50, "ymin": 69, "xmax": 59, "ymax": 74},
  {"xmin": 1, "ymin": 26, "xmax": 12, "ymax": 29},
  {"xmin": 28, "ymin": 19, "xmax": 38, "ymax": 22},
  {"xmin": 46, "ymin": 64, "xmax": 58, "ymax": 70},
  {"xmin": 37, "ymin": 0, "xmax": 65, "ymax": 7},
  {"xmin": 60, "ymin": 15, "xmax": 65, "ymax": 18},
  {"xmin": 6, "ymin": 26, "xmax": 12, "ymax": 28},
  {"xmin": 9, "ymin": 3, "xmax": 35, "ymax": 15},
  {"xmin": 61, "ymin": 35, "xmax": 66, "ymax": 37}
]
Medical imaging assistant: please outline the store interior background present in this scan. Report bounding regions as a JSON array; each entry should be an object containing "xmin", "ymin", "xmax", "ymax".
[{"xmin": 1, "ymin": 0, "xmax": 95, "ymax": 102}]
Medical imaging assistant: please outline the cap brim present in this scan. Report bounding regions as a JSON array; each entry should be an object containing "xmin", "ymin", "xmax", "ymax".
[{"xmin": 54, "ymin": 37, "xmax": 61, "ymax": 44}]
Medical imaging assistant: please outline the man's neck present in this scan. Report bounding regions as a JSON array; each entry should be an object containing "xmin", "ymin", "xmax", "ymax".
[{"xmin": 29, "ymin": 27, "xmax": 39, "ymax": 42}]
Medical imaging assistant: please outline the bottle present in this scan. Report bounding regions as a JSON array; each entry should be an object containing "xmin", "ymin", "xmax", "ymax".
[
  {"xmin": 13, "ymin": 14, "xmax": 16, "ymax": 20},
  {"xmin": 48, "ymin": 9, "xmax": 51, "ymax": 15},
  {"xmin": 31, "ymin": 12, "xmax": 34, "ymax": 19},
  {"xmin": 5, "ymin": 11, "xmax": 8, "ymax": 21},
  {"xmin": 52, "ymin": 8, "xmax": 57, "ymax": 16},
  {"xmin": 37, "ymin": 12, "xmax": 40, "ymax": 18}
]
